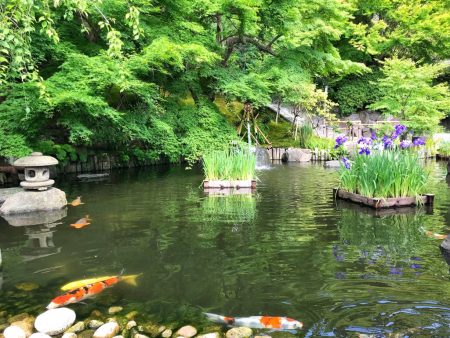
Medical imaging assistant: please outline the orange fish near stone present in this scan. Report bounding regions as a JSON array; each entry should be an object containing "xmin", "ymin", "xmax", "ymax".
[
  {"xmin": 425, "ymin": 231, "xmax": 448, "ymax": 240},
  {"xmin": 47, "ymin": 274, "xmax": 141, "ymax": 309},
  {"xmin": 70, "ymin": 215, "xmax": 91, "ymax": 229},
  {"xmin": 69, "ymin": 196, "xmax": 84, "ymax": 207},
  {"xmin": 204, "ymin": 313, "xmax": 303, "ymax": 330}
]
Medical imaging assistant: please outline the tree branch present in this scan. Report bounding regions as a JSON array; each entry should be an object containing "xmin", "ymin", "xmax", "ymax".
[{"xmin": 221, "ymin": 35, "xmax": 278, "ymax": 65}]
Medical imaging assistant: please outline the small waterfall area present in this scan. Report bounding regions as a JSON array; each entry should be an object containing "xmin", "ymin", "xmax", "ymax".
[{"xmin": 255, "ymin": 146, "xmax": 271, "ymax": 169}]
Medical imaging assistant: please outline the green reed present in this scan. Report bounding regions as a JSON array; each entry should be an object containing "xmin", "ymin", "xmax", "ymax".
[
  {"xmin": 339, "ymin": 150, "xmax": 428, "ymax": 198},
  {"xmin": 202, "ymin": 147, "xmax": 256, "ymax": 180}
]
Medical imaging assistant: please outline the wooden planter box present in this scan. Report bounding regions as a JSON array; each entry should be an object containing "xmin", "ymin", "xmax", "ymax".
[
  {"xmin": 333, "ymin": 188, "xmax": 434, "ymax": 209},
  {"xmin": 203, "ymin": 179, "xmax": 256, "ymax": 189}
]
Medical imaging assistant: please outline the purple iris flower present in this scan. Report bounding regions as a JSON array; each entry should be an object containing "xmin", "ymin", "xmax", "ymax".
[
  {"xmin": 334, "ymin": 135, "xmax": 348, "ymax": 149},
  {"xmin": 413, "ymin": 137, "xmax": 425, "ymax": 146},
  {"xmin": 392, "ymin": 124, "xmax": 407, "ymax": 139},
  {"xmin": 342, "ymin": 157, "xmax": 351, "ymax": 169},
  {"xmin": 410, "ymin": 264, "xmax": 422, "ymax": 269},
  {"xmin": 359, "ymin": 146, "xmax": 371, "ymax": 155},
  {"xmin": 382, "ymin": 135, "xmax": 393, "ymax": 149},
  {"xmin": 357, "ymin": 136, "xmax": 372, "ymax": 145},
  {"xmin": 370, "ymin": 131, "xmax": 377, "ymax": 140},
  {"xmin": 400, "ymin": 140, "xmax": 411, "ymax": 149}
]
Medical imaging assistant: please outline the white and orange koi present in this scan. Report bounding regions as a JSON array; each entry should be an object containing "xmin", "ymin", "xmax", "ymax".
[
  {"xmin": 47, "ymin": 274, "xmax": 141, "ymax": 309},
  {"xmin": 69, "ymin": 196, "xmax": 84, "ymax": 207},
  {"xmin": 204, "ymin": 313, "xmax": 303, "ymax": 330},
  {"xmin": 70, "ymin": 215, "xmax": 91, "ymax": 229}
]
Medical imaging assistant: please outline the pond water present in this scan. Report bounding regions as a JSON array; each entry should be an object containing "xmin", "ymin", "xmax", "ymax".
[{"xmin": 1, "ymin": 161, "xmax": 450, "ymax": 337}]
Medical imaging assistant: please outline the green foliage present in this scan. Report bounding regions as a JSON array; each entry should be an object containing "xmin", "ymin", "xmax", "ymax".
[
  {"xmin": 438, "ymin": 141, "xmax": 450, "ymax": 157},
  {"xmin": 298, "ymin": 124, "xmax": 313, "ymax": 148},
  {"xmin": 339, "ymin": 150, "xmax": 428, "ymax": 199},
  {"xmin": 202, "ymin": 147, "xmax": 256, "ymax": 181},
  {"xmin": 369, "ymin": 57, "xmax": 450, "ymax": 134},
  {"xmin": 330, "ymin": 71, "xmax": 383, "ymax": 116}
]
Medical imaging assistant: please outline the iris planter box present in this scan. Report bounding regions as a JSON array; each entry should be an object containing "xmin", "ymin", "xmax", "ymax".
[
  {"xmin": 333, "ymin": 188, "xmax": 434, "ymax": 209},
  {"xmin": 203, "ymin": 179, "xmax": 256, "ymax": 189}
]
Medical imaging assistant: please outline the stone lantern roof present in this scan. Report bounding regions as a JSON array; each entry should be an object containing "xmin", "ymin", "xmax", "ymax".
[{"xmin": 13, "ymin": 152, "xmax": 58, "ymax": 168}]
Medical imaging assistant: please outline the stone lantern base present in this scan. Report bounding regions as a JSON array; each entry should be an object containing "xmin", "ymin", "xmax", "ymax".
[
  {"xmin": 21, "ymin": 179, "xmax": 55, "ymax": 191},
  {"xmin": 0, "ymin": 188, "xmax": 67, "ymax": 215}
]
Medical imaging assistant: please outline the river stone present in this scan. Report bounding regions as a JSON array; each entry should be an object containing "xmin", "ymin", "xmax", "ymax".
[
  {"xmin": 66, "ymin": 322, "xmax": 85, "ymax": 334},
  {"xmin": 10, "ymin": 316, "xmax": 35, "ymax": 336},
  {"xmin": 197, "ymin": 333, "xmax": 221, "ymax": 338},
  {"xmin": 93, "ymin": 322, "xmax": 120, "ymax": 338},
  {"xmin": 34, "ymin": 308, "xmax": 76, "ymax": 335},
  {"xmin": 88, "ymin": 321, "xmax": 104, "ymax": 330},
  {"xmin": 225, "ymin": 328, "xmax": 252, "ymax": 338},
  {"xmin": 161, "ymin": 329, "xmax": 172, "ymax": 338},
  {"xmin": 126, "ymin": 322, "xmax": 137, "ymax": 330},
  {"xmin": 0, "ymin": 188, "xmax": 67, "ymax": 215},
  {"xmin": 176, "ymin": 326, "xmax": 197, "ymax": 338},
  {"xmin": 125, "ymin": 312, "xmax": 138, "ymax": 320},
  {"xmin": 29, "ymin": 334, "xmax": 52, "ymax": 338},
  {"xmin": 282, "ymin": 148, "xmax": 312, "ymax": 162},
  {"xmin": 4, "ymin": 326, "xmax": 26, "ymax": 338},
  {"xmin": 62, "ymin": 333, "xmax": 77, "ymax": 338},
  {"xmin": 107, "ymin": 307, "xmax": 123, "ymax": 315},
  {"xmin": 133, "ymin": 334, "xmax": 149, "ymax": 338}
]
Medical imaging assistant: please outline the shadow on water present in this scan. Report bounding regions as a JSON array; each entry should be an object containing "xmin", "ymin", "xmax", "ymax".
[{"xmin": 0, "ymin": 162, "xmax": 450, "ymax": 336}]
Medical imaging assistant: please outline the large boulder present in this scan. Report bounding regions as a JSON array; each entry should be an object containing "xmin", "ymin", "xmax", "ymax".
[
  {"xmin": 0, "ymin": 188, "xmax": 67, "ymax": 215},
  {"xmin": 282, "ymin": 148, "xmax": 312, "ymax": 162}
]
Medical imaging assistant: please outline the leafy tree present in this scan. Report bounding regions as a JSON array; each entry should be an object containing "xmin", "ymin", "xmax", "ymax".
[{"xmin": 369, "ymin": 57, "xmax": 450, "ymax": 134}]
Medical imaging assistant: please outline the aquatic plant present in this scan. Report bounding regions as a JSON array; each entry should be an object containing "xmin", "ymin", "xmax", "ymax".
[
  {"xmin": 298, "ymin": 123, "xmax": 314, "ymax": 148},
  {"xmin": 339, "ymin": 151, "xmax": 428, "ymax": 198},
  {"xmin": 202, "ymin": 147, "xmax": 256, "ymax": 181}
]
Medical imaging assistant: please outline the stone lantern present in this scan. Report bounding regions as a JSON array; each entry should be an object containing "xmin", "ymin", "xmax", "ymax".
[{"xmin": 13, "ymin": 152, "xmax": 58, "ymax": 191}]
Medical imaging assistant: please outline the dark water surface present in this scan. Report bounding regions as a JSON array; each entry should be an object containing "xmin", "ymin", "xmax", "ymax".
[{"xmin": 1, "ymin": 162, "xmax": 450, "ymax": 336}]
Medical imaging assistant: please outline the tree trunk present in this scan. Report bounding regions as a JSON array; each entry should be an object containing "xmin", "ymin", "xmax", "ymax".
[{"xmin": 216, "ymin": 14, "xmax": 223, "ymax": 46}]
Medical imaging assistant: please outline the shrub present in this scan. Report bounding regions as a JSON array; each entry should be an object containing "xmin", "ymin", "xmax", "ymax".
[{"xmin": 438, "ymin": 141, "xmax": 450, "ymax": 156}]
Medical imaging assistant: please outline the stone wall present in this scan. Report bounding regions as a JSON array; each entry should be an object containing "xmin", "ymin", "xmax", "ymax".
[{"xmin": 0, "ymin": 153, "xmax": 179, "ymax": 186}]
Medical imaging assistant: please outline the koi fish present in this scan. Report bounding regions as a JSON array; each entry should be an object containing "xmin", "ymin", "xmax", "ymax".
[
  {"xmin": 204, "ymin": 313, "xmax": 303, "ymax": 330},
  {"xmin": 60, "ymin": 274, "xmax": 141, "ymax": 291},
  {"xmin": 70, "ymin": 215, "xmax": 91, "ymax": 229},
  {"xmin": 69, "ymin": 196, "xmax": 84, "ymax": 207},
  {"xmin": 425, "ymin": 231, "xmax": 448, "ymax": 240},
  {"xmin": 47, "ymin": 274, "xmax": 142, "ymax": 309}
]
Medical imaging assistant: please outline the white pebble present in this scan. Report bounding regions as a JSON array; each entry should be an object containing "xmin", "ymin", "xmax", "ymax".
[
  {"xmin": 29, "ymin": 334, "xmax": 52, "ymax": 338},
  {"xmin": 4, "ymin": 326, "xmax": 26, "ymax": 338},
  {"xmin": 93, "ymin": 322, "xmax": 120, "ymax": 338},
  {"xmin": 176, "ymin": 326, "xmax": 197, "ymax": 338},
  {"xmin": 34, "ymin": 308, "xmax": 76, "ymax": 336}
]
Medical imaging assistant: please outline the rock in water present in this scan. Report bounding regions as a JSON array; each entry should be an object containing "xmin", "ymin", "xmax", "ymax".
[
  {"xmin": 4, "ymin": 326, "xmax": 26, "ymax": 338},
  {"xmin": 197, "ymin": 333, "xmax": 221, "ymax": 338},
  {"xmin": 107, "ymin": 307, "xmax": 123, "ymax": 315},
  {"xmin": 66, "ymin": 322, "xmax": 85, "ymax": 333},
  {"xmin": 88, "ymin": 321, "xmax": 104, "ymax": 330},
  {"xmin": 225, "ymin": 328, "xmax": 252, "ymax": 338},
  {"xmin": 0, "ymin": 188, "xmax": 67, "ymax": 215},
  {"xmin": 29, "ymin": 334, "xmax": 52, "ymax": 338},
  {"xmin": 93, "ymin": 322, "xmax": 120, "ymax": 338},
  {"xmin": 62, "ymin": 333, "xmax": 77, "ymax": 338},
  {"xmin": 176, "ymin": 326, "xmax": 197, "ymax": 338},
  {"xmin": 161, "ymin": 329, "xmax": 172, "ymax": 338},
  {"xmin": 34, "ymin": 308, "xmax": 76, "ymax": 335}
]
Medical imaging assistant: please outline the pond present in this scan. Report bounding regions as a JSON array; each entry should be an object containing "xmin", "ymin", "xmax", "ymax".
[{"xmin": 1, "ymin": 161, "xmax": 450, "ymax": 337}]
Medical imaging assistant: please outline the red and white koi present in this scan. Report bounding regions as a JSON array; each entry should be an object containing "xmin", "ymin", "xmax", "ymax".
[
  {"xmin": 47, "ymin": 274, "xmax": 141, "ymax": 309},
  {"xmin": 204, "ymin": 313, "xmax": 303, "ymax": 330}
]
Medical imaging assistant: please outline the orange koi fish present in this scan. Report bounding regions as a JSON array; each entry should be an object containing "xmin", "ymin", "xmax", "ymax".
[
  {"xmin": 70, "ymin": 215, "xmax": 91, "ymax": 229},
  {"xmin": 425, "ymin": 231, "xmax": 448, "ymax": 240},
  {"xmin": 69, "ymin": 196, "xmax": 84, "ymax": 207},
  {"xmin": 47, "ymin": 274, "xmax": 141, "ymax": 309},
  {"xmin": 204, "ymin": 313, "xmax": 303, "ymax": 330}
]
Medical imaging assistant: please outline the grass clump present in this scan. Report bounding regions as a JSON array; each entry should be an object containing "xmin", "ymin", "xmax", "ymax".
[
  {"xmin": 339, "ymin": 151, "xmax": 428, "ymax": 199},
  {"xmin": 438, "ymin": 141, "xmax": 450, "ymax": 156},
  {"xmin": 203, "ymin": 147, "xmax": 256, "ymax": 180}
]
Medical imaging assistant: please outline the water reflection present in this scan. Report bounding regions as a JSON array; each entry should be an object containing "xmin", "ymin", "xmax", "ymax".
[{"xmin": 2, "ymin": 209, "xmax": 66, "ymax": 261}]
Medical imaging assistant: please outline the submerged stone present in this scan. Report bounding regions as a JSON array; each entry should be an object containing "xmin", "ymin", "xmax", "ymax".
[
  {"xmin": 88, "ymin": 321, "xmax": 104, "ymax": 330},
  {"xmin": 197, "ymin": 333, "xmax": 221, "ymax": 338},
  {"xmin": 225, "ymin": 327, "xmax": 252, "ymax": 338},
  {"xmin": 62, "ymin": 333, "xmax": 77, "ymax": 338},
  {"xmin": 161, "ymin": 329, "xmax": 172, "ymax": 338},
  {"xmin": 29, "ymin": 334, "xmax": 52, "ymax": 338},
  {"xmin": 93, "ymin": 322, "xmax": 120, "ymax": 338},
  {"xmin": 66, "ymin": 322, "xmax": 85, "ymax": 333},
  {"xmin": 3, "ymin": 326, "xmax": 26, "ymax": 338},
  {"xmin": 108, "ymin": 308, "xmax": 123, "ymax": 315},
  {"xmin": 34, "ymin": 308, "xmax": 76, "ymax": 335},
  {"xmin": 176, "ymin": 326, "xmax": 197, "ymax": 338}
]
